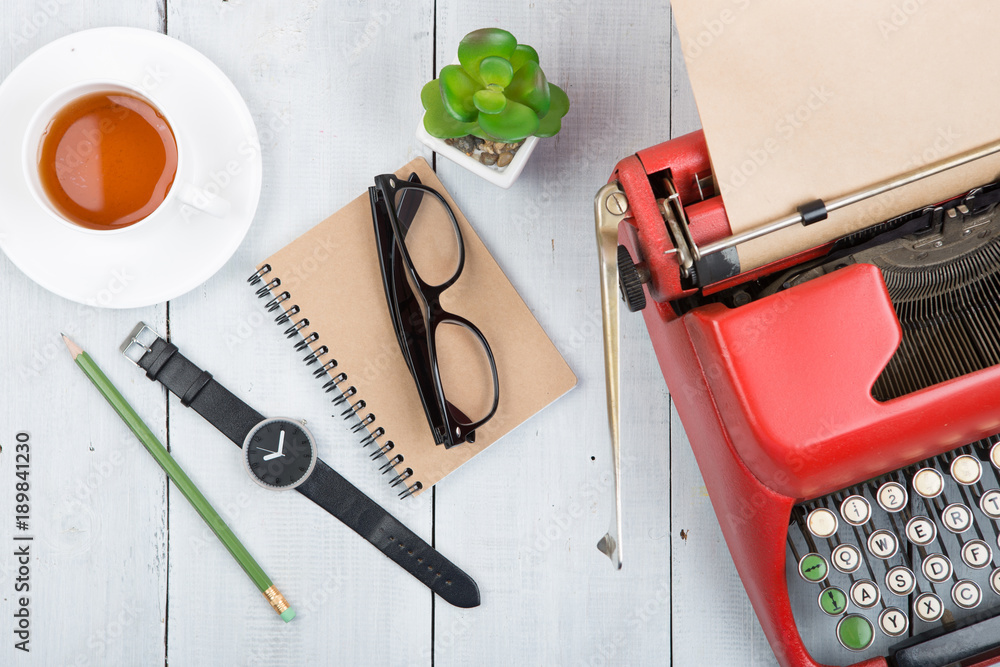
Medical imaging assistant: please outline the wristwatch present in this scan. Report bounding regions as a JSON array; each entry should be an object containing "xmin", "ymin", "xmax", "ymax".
[{"xmin": 120, "ymin": 322, "xmax": 480, "ymax": 608}]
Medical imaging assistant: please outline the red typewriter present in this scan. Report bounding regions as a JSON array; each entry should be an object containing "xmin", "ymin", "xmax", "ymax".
[{"xmin": 595, "ymin": 130, "xmax": 1000, "ymax": 667}]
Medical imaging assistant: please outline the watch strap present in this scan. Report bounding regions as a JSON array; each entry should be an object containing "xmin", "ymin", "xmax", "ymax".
[
  {"xmin": 297, "ymin": 459, "xmax": 480, "ymax": 608},
  {"xmin": 133, "ymin": 336, "xmax": 264, "ymax": 446},
  {"xmin": 121, "ymin": 323, "xmax": 481, "ymax": 608}
]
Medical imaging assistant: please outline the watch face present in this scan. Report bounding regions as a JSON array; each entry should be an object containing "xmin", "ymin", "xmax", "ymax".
[{"xmin": 242, "ymin": 418, "xmax": 317, "ymax": 490}]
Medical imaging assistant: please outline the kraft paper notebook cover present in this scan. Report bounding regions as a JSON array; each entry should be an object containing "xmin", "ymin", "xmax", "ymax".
[
  {"xmin": 252, "ymin": 157, "xmax": 576, "ymax": 496},
  {"xmin": 671, "ymin": 1, "xmax": 1000, "ymax": 272}
]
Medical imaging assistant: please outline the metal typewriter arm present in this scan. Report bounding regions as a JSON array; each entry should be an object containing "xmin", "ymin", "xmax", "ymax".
[
  {"xmin": 594, "ymin": 182, "xmax": 632, "ymax": 570},
  {"xmin": 677, "ymin": 138, "xmax": 1000, "ymax": 288}
]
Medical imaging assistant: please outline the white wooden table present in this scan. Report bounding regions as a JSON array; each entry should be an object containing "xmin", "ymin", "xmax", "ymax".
[{"xmin": 0, "ymin": 1, "xmax": 778, "ymax": 665}]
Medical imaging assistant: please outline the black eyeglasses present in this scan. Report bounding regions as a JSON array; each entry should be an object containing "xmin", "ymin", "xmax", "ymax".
[{"xmin": 369, "ymin": 173, "xmax": 499, "ymax": 448}]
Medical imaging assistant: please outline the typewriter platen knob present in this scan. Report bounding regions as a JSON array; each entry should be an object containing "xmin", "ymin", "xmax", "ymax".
[{"xmin": 617, "ymin": 245, "xmax": 648, "ymax": 312}]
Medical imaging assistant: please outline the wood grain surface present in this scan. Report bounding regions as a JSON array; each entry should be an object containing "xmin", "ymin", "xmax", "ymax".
[{"xmin": 0, "ymin": 1, "xmax": 782, "ymax": 665}]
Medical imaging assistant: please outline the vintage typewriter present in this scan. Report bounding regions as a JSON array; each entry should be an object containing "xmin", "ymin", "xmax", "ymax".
[{"xmin": 595, "ymin": 130, "xmax": 1000, "ymax": 667}]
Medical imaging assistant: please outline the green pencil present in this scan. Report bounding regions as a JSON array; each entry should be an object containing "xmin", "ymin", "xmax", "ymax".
[{"xmin": 62, "ymin": 334, "xmax": 295, "ymax": 623}]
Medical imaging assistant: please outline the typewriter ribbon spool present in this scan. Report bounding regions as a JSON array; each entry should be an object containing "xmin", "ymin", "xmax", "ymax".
[{"xmin": 247, "ymin": 265, "xmax": 421, "ymax": 498}]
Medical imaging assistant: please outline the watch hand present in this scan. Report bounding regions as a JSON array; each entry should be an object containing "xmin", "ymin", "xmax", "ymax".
[
  {"xmin": 257, "ymin": 445, "xmax": 283, "ymax": 461},
  {"xmin": 276, "ymin": 430, "xmax": 286, "ymax": 456}
]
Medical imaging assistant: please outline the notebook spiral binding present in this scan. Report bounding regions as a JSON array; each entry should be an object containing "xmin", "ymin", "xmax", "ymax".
[{"xmin": 248, "ymin": 264, "xmax": 423, "ymax": 499}]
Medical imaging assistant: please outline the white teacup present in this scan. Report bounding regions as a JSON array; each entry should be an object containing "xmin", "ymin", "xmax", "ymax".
[{"xmin": 22, "ymin": 79, "xmax": 230, "ymax": 234}]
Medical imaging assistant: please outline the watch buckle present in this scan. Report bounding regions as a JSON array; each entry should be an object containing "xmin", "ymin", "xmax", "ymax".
[{"xmin": 120, "ymin": 322, "xmax": 161, "ymax": 365}]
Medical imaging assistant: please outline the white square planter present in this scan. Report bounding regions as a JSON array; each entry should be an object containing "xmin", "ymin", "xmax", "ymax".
[{"xmin": 416, "ymin": 122, "xmax": 539, "ymax": 189}]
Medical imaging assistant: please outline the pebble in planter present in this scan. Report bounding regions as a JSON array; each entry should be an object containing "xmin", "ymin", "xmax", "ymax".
[{"xmin": 418, "ymin": 28, "xmax": 569, "ymax": 187}]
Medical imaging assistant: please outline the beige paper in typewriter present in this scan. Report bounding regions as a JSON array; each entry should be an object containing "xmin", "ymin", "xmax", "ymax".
[{"xmin": 671, "ymin": 1, "xmax": 1000, "ymax": 272}]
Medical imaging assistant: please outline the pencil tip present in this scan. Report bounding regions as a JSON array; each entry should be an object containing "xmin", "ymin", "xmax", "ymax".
[{"xmin": 62, "ymin": 333, "xmax": 83, "ymax": 359}]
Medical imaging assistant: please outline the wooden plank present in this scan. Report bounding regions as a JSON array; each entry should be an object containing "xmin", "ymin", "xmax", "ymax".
[
  {"xmin": 669, "ymin": 416, "xmax": 778, "ymax": 665},
  {"xmin": 668, "ymin": 20, "xmax": 777, "ymax": 665},
  {"xmin": 161, "ymin": 1, "xmax": 435, "ymax": 664},
  {"xmin": 431, "ymin": 3, "xmax": 674, "ymax": 665},
  {"xmin": 0, "ymin": 4, "xmax": 167, "ymax": 665}
]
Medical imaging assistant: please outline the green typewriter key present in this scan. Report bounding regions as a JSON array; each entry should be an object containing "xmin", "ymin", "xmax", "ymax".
[
  {"xmin": 818, "ymin": 587, "xmax": 848, "ymax": 616},
  {"xmin": 837, "ymin": 614, "xmax": 875, "ymax": 651},
  {"xmin": 798, "ymin": 553, "xmax": 829, "ymax": 583}
]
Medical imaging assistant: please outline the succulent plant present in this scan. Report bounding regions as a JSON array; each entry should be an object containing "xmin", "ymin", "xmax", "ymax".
[{"xmin": 421, "ymin": 28, "xmax": 569, "ymax": 143}]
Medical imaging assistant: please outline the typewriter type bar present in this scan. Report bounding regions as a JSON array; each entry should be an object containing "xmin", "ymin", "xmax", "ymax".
[
  {"xmin": 696, "ymin": 137, "xmax": 1000, "ymax": 265},
  {"xmin": 605, "ymin": 133, "xmax": 1000, "ymax": 307}
]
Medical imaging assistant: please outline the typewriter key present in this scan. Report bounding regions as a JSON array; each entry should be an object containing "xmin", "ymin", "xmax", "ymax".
[
  {"xmin": 961, "ymin": 539, "xmax": 992, "ymax": 569},
  {"xmin": 840, "ymin": 495, "xmax": 871, "ymax": 526},
  {"xmin": 877, "ymin": 482, "xmax": 908, "ymax": 512},
  {"xmin": 991, "ymin": 568, "xmax": 1000, "ymax": 596},
  {"xmin": 951, "ymin": 580, "xmax": 982, "ymax": 609},
  {"xmin": 905, "ymin": 516, "xmax": 937, "ymax": 546},
  {"xmin": 992, "ymin": 442, "xmax": 1000, "ymax": 470},
  {"xmin": 832, "ymin": 544, "xmax": 862, "ymax": 574},
  {"xmin": 942, "ymin": 503, "xmax": 973, "ymax": 533},
  {"xmin": 950, "ymin": 455, "xmax": 982, "ymax": 485},
  {"xmin": 806, "ymin": 508, "xmax": 838, "ymax": 538},
  {"xmin": 850, "ymin": 579, "xmax": 881, "ymax": 609},
  {"xmin": 836, "ymin": 614, "xmax": 875, "ymax": 651},
  {"xmin": 878, "ymin": 607, "xmax": 908, "ymax": 638},
  {"xmin": 922, "ymin": 554, "xmax": 953, "ymax": 584},
  {"xmin": 798, "ymin": 553, "xmax": 829, "ymax": 583},
  {"xmin": 818, "ymin": 587, "xmax": 848, "ymax": 616},
  {"xmin": 913, "ymin": 468, "xmax": 944, "ymax": 498},
  {"xmin": 867, "ymin": 529, "xmax": 899, "ymax": 559},
  {"xmin": 913, "ymin": 592, "xmax": 944, "ymax": 623},
  {"xmin": 885, "ymin": 565, "xmax": 916, "ymax": 596},
  {"xmin": 981, "ymin": 489, "xmax": 1000, "ymax": 519}
]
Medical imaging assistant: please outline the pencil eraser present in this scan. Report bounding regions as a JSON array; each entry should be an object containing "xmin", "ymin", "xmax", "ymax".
[{"xmin": 280, "ymin": 608, "xmax": 296, "ymax": 623}]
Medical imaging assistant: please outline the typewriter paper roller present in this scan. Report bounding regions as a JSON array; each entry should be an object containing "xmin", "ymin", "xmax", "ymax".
[{"xmin": 670, "ymin": 0, "xmax": 1000, "ymax": 272}]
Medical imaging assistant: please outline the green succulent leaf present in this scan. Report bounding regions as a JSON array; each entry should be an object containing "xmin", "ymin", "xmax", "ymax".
[
  {"xmin": 479, "ymin": 56, "xmax": 514, "ymax": 88},
  {"xmin": 478, "ymin": 99, "xmax": 540, "ymax": 142},
  {"xmin": 535, "ymin": 83, "xmax": 569, "ymax": 137},
  {"xmin": 505, "ymin": 61, "xmax": 551, "ymax": 118},
  {"xmin": 509, "ymin": 44, "xmax": 539, "ymax": 72},
  {"xmin": 439, "ymin": 65, "xmax": 482, "ymax": 122},
  {"xmin": 473, "ymin": 89, "xmax": 507, "ymax": 115},
  {"xmin": 458, "ymin": 28, "xmax": 517, "ymax": 82},
  {"xmin": 421, "ymin": 80, "xmax": 479, "ymax": 138},
  {"xmin": 421, "ymin": 29, "xmax": 569, "ymax": 142}
]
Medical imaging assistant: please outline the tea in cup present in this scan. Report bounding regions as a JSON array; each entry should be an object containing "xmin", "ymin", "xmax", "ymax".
[{"xmin": 23, "ymin": 81, "xmax": 228, "ymax": 233}]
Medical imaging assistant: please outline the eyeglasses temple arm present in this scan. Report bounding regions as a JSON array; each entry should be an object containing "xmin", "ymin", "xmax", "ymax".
[{"xmin": 395, "ymin": 172, "xmax": 424, "ymax": 233}]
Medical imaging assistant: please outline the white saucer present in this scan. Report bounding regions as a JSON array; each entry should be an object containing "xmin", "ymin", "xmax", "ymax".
[{"xmin": 0, "ymin": 27, "xmax": 262, "ymax": 308}]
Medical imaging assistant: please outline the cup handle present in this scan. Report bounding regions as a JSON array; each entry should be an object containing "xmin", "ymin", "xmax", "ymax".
[{"xmin": 175, "ymin": 182, "xmax": 232, "ymax": 219}]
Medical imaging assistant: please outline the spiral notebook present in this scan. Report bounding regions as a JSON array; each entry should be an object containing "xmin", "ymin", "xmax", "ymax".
[{"xmin": 249, "ymin": 157, "xmax": 576, "ymax": 497}]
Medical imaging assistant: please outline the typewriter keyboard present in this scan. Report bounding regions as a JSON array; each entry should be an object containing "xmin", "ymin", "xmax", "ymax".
[{"xmin": 786, "ymin": 436, "xmax": 1000, "ymax": 664}]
